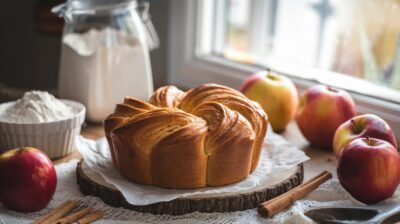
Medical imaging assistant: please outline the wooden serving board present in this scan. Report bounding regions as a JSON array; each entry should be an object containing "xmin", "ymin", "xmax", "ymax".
[{"xmin": 76, "ymin": 160, "xmax": 304, "ymax": 215}]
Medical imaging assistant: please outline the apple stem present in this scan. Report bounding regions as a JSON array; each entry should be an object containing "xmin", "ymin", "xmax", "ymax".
[
  {"xmin": 351, "ymin": 119, "xmax": 361, "ymax": 134},
  {"xmin": 366, "ymin": 136, "xmax": 370, "ymax": 145},
  {"xmin": 267, "ymin": 73, "xmax": 280, "ymax": 81},
  {"xmin": 327, "ymin": 86, "xmax": 338, "ymax": 93}
]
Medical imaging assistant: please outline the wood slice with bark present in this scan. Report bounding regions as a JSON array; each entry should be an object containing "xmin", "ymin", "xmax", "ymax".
[{"xmin": 76, "ymin": 160, "xmax": 304, "ymax": 215}]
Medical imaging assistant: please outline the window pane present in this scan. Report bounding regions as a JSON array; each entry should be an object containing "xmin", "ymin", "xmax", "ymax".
[
  {"xmin": 214, "ymin": 0, "xmax": 400, "ymax": 91},
  {"xmin": 223, "ymin": 0, "xmax": 253, "ymax": 63}
]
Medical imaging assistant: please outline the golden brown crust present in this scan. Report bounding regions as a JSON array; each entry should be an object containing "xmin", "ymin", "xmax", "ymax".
[
  {"xmin": 124, "ymin": 96, "xmax": 158, "ymax": 110},
  {"xmin": 104, "ymin": 83, "xmax": 268, "ymax": 189},
  {"xmin": 151, "ymin": 123, "xmax": 208, "ymax": 188},
  {"xmin": 111, "ymin": 109, "xmax": 207, "ymax": 187},
  {"xmin": 193, "ymin": 102, "xmax": 255, "ymax": 186},
  {"xmin": 179, "ymin": 83, "xmax": 268, "ymax": 172},
  {"xmin": 104, "ymin": 116, "xmax": 127, "ymax": 167},
  {"xmin": 149, "ymin": 85, "xmax": 186, "ymax": 108},
  {"xmin": 218, "ymin": 98, "xmax": 268, "ymax": 172},
  {"xmin": 104, "ymin": 100, "xmax": 156, "ymax": 168}
]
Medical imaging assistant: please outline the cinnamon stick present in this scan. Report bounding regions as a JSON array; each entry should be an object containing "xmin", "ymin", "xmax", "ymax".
[
  {"xmin": 76, "ymin": 210, "xmax": 104, "ymax": 224},
  {"xmin": 33, "ymin": 200, "xmax": 73, "ymax": 224},
  {"xmin": 39, "ymin": 201, "xmax": 77, "ymax": 224},
  {"xmin": 51, "ymin": 207, "xmax": 92, "ymax": 224},
  {"xmin": 258, "ymin": 171, "xmax": 332, "ymax": 218}
]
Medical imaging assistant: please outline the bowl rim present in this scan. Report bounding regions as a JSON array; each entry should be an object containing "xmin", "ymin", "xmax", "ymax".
[{"xmin": 0, "ymin": 99, "xmax": 86, "ymax": 125}]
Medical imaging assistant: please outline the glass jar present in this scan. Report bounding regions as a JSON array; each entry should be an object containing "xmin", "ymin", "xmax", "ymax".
[{"xmin": 53, "ymin": 0, "xmax": 154, "ymax": 122}]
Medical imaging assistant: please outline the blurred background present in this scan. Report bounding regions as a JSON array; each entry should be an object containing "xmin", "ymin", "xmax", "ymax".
[
  {"xmin": 1, "ymin": 0, "xmax": 400, "ymax": 100},
  {"xmin": 0, "ymin": 0, "xmax": 170, "ymax": 101},
  {"xmin": 221, "ymin": 0, "xmax": 400, "ymax": 91}
]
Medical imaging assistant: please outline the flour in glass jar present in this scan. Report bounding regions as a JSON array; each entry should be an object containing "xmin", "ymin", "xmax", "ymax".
[{"xmin": 58, "ymin": 28, "xmax": 153, "ymax": 122}]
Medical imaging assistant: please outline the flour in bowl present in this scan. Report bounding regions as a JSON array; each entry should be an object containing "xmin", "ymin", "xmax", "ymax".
[{"xmin": 0, "ymin": 91, "xmax": 75, "ymax": 123}]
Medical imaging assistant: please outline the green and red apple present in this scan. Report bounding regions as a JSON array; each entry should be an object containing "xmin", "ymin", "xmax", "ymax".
[
  {"xmin": 241, "ymin": 71, "xmax": 298, "ymax": 132},
  {"xmin": 296, "ymin": 85, "xmax": 356, "ymax": 150},
  {"xmin": 337, "ymin": 137, "xmax": 400, "ymax": 204},
  {"xmin": 0, "ymin": 147, "xmax": 57, "ymax": 212},
  {"xmin": 333, "ymin": 114, "xmax": 397, "ymax": 158}
]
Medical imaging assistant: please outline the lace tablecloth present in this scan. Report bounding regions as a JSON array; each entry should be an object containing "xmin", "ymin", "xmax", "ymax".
[{"xmin": 2, "ymin": 159, "xmax": 399, "ymax": 224}]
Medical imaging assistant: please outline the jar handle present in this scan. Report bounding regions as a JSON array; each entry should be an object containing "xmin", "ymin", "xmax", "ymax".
[
  {"xmin": 138, "ymin": 1, "xmax": 160, "ymax": 50},
  {"xmin": 51, "ymin": 3, "xmax": 73, "ymax": 23}
]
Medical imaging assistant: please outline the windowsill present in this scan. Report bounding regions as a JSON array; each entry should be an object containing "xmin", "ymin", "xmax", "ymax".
[{"xmin": 196, "ymin": 54, "xmax": 400, "ymax": 104}]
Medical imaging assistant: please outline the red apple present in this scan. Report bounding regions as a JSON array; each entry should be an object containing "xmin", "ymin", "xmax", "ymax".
[
  {"xmin": 296, "ymin": 85, "xmax": 356, "ymax": 150},
  {"xmin": 241, "ymin": 71, "xmax": 298, "ymax": 132},
  {"xmin": 0, "ymin": 147, "xmax": 57, "ymax": 212},
  {"xmin": 333, "ymin": 114, "xmax": 397, "ymax": 158},
  {"xmin": 337, "ymin": 137, "xmax": 400, "ymax": 204}
]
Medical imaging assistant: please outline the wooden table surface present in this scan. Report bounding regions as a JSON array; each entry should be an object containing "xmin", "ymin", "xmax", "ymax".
[
  {"xmin": 54, "ymin": 121, "xmax": 337, "ymax": 180},
  {"xmin": 53, "ymin": 122, "xmax": 104, "ymax": 165}
]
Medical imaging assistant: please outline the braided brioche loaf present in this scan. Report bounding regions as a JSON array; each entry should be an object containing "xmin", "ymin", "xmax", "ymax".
[{"xmin": 104, "ymin": 84, "xmax": 268, "ymax": 189}]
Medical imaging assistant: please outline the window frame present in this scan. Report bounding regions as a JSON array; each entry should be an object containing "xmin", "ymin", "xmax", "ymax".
[{"xmin": 167, "ymin": 0, "xmax": 400, "ymax": 140}]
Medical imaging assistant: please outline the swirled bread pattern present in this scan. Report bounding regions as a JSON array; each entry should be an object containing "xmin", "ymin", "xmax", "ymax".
[{"xmin": 105, "ymin": 84, "xmax": 268, "ymax": 189}]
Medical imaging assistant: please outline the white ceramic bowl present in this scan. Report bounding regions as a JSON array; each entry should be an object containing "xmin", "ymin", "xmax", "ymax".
[{"xmin": 0, "ymin": 100, "xmax": 86, "ymax": 159}]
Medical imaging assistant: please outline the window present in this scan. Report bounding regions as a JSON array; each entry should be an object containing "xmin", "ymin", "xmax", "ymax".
[
  {"xmin": 198, "ymin": 0, "xmax": 400, "ymax": 101},
  {"xmin": 168, "ymin": 0, "xmax": 400, "ymax": 137}
]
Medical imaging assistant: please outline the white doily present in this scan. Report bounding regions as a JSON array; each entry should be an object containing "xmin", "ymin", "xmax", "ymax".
[{"xmin": 2, "ymin": 159, "xmax": 399, "ymax": 224}]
